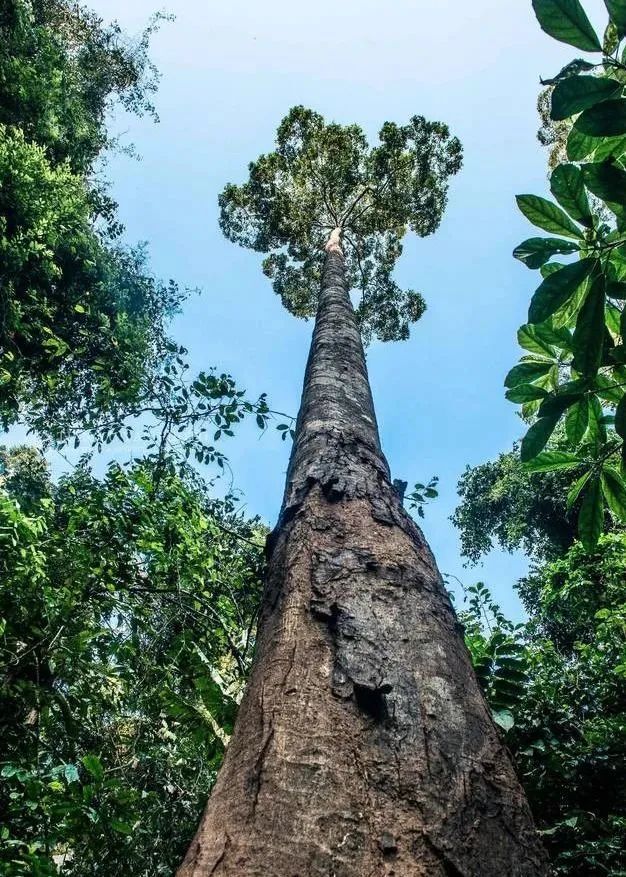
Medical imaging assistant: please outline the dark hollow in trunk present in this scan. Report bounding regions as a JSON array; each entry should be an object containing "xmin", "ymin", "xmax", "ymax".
[{"xmin": 178, "ymin": 242, "xmax": 548, "ymax": 876}]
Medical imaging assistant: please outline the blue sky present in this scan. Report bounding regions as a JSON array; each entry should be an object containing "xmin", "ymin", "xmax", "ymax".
[{"xmin": 62, "ymin": 0, "xmax": 609, "ymax": 617}]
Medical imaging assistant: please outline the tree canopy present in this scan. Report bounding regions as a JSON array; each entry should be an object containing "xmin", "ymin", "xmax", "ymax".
[{"xmin": 219, "ymin": 105, "xmax": 462, "ymax": 343}]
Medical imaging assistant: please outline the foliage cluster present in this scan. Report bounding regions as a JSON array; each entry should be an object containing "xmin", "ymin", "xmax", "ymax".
[
  {"xmin": 0, "ymin": 447, "xmax": 263, "ymax": 876},
  {"xmin": 454, "ymin": 437, "xmax": 626, "ymax": 875},
  {"xmin": 506, "ymin": 0, "xmax": 626, "ymax": 550},
  {"xmin": 0, "ymin": 0, "xmax": 183, "ymax": 437}
]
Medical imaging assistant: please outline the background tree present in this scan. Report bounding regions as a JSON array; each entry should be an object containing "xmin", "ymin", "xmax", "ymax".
[
  {"xmin": 0, "ymin": 0, "xmax": 201, "ymax": 442},
  {"xmin": 0, "ymin": 5, "xmax": 277, "ymax": 873},
  {"xmin": 0, "ymin": 0, "xmax": 275, "ymax": 453},
  {"xmin": 452, "ymin": 437, "xmax": 579, "ymax": 564},
  {"xmin": 0, "ymin": 447, "xmax": 264, "ymax": 877},
  {"xmin": 454, "ymin": 457, "xmax": 626, "ymax": 876},
  {"xmin": 178, "ymin": 108, "xmax": 549, "ymax": 877}
]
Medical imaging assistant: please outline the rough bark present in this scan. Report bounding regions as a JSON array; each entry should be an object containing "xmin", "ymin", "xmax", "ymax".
[{"xmin": 177, "ymin": 233, "xmax": 549, "ymax": 876}]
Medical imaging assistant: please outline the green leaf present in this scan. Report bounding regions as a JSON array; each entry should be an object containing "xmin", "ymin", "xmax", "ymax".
[
  {"xmin": 513, "ymin": 236, "xmax": 580, "ymax": 268},
  {"xmin": 82, "ymin": 754, "xmax": 104, "ymax": 782},
  {"xmin": 582, "ymin": 161, "xmax": 626, "ymax": 210},
  {"xmin": 596, "ymin": 370, "xmax": 626, "ymax": 402},
  {"xmin": 538, "ymin": 387, "xmax": 584, "ymax": 417},
  {"xmin": 578, "ymin": 475, "xmax": 604, "ymax": 550},
  {"xmin": 516, "ymin": 194, "xmax": 584, "ymax": 239},
  {"xmin": 551, "ymin": 75, "xmax": 622, "ymax": 121},
  {"xmin": 572, "ymin": 276, "xmax": 606, "ymax": 376},
  {"xmin": 492, "ymin": 708, "xmax": 515, "ymax": 731},
  {"xmin": 505, "ymin": 384, "xmax": 550, "ymax": 403},
  {"xmin": 110, "ymin": 820, "xmax": 133, "ymax": 835},
  {"xmin": 592, "ymin": 134, "xmax": 626, "ymax": 161},
  {"xmin": 605, "ymin": 0, "xmax": 626, "ymax": 36},
  {"xmin": 565, "ymin": 397, "xmax": 590, "ymax": 443},
  {"xmin": 532, "ymin": 0, "xmax": 602, "ymax": 50},
  {"xmin": 606, "ymin": 302, "xmax": 622, "ymax": 336},
  {"xmin": 567, "ymin": 123, "xmax": 598, "ymax": 160},
  {"xmin": 587, "ymin": 394, "xmax": 608, "ymax": 448},
  {"xmin": 567, "ymin": 469, "xmax": 592, "ymax": 508},
  {"xmin": 577, "ymin": 99, "xmax": 626, "ymax": 136},
  {"xmin": 64, "ymin": 764, "xmax": 79, "ymax": 784},
  {"xmin": 518, "ymin": 323, "xmax": 557, "ymax": 357},
  {"xmin": 528, "ymin": 258, "xmax": 596, "ymax": 324},
  {"xmin": 522, "ymin": 322, "xmax": 574, "ymax": 353},
  {"xmin": 601, "ymin": 465, "xmax": 626, "ymax": 520},
  {"xmin": 541, "ymin": 261, "xmax": 566, "ymax": 278},
  {"xmin": 521, "ymin": 416, "xmax": 560, "ymax": 461},
  {"xmin": 522, "ymin": 450, "xmax": 582, "ymax": 471},
  {"xmin": 550, "ymin": 164, "xmax": 593, "ymax": 227},
  {"xmin": 504, "ymin": 361, "xmax": 553, "ymax": 388}
]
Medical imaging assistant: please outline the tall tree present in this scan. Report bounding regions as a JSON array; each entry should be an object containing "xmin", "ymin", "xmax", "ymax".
[{"xmin": 178, "ymin": 108, "xmax": 547, "ymax": 876}]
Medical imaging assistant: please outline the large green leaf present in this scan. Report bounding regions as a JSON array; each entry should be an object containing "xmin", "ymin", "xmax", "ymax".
[
  {"xmin": 578, "ymin": 474, "xmax": 604, "ymax": 550},
  {"xmin": 550, "ymin": 164, "xmax": 593, "ymax": 227},
  {"xmin": 572, "ymin": 277, "xmax": 606, "ymax": 376},
  {"xmin": 504, "ymin": 360, "xmax": 553, "ymax": 388},
  {"xmin": 516, "ymin": 195, "xmax": 584, "ymax": 239},
  {"xmin": 521, "ymin": 322, "xmax": 574, "ymax": 353},
  {"xmin": 518, "ymin": 323, "xmax": 557, "ymax": 357},
  {"xmin": 577, "ymin": 99, "xmax": 626, "ymax": 136},
  {"xmin": 567, "ymin": 469, "xmax": 592, "ymax": 508},
  {"xmin": 607, "ymin": 301, "xmax": 622, "ymax": 337},
  {"xmin": 601, "ymin": 465, "xmax": 626, "ymax": 520},
  {"xmin": 538, "ymin": 388, "xmax": 585, "ymax": 418},
  {"xmin": 605, "ymin": 0, "xmax": 626, "ymax": 36},
  {"xmin": 522, "ymin": 450, "xmax": 582, "ymax": 471},
  {"xmin": 82, "ymin": 754, "xmax": 104, "ymax": 782},
  {"xmin": 592, "ymin": 134, "xmax": 626, "ymax": 161},
  {"xmin": 513, "ymin": 236, "xmax": 580, "ymax": 268},
  {"xmin": 565, "ymin": 397, "xmax": 590, "ymax": 443},
  {"xmin": 505, "ymin": 384, "xmax": 550, "ymax": 403},
  {"xmin": 551, "ymin": 75, "xmax": 622, "ymax": 121},
  {"xmin": 521, "ymin": 415, "xmax": 560, "ymax": 461},
  {"xmin": 528, "ymin": 258, "xmax": 596, "ymax": 323},
  {"xmin": 567, "ymin": 123, "xmax": 598, "ymax": 160},
  {"xmin": 541, "ymin": 261, "xmax": 566, "ymax": 278},
  {"xmin": 582, "ymin": 161, "xmax": 626, "ymax": 209},
  {"xmin": 596, "ymin": 370, "xmax": 626, "ymax": 402},
  {"xmin": 532, "ymin": 0, "xmax": 602, "ymax": 50}
]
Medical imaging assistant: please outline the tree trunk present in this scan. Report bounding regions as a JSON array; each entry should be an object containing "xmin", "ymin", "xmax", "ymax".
[{"xmin": 177, "ymin": 232, "xmax": 548, "ymax": 876}]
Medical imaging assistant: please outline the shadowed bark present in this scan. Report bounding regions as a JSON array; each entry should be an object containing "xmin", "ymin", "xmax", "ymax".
[{"xmin": 177, "ymin": 233, "xmax": 549, "ymax": 877}]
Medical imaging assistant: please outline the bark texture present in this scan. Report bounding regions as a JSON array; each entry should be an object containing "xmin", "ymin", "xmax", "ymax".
[{"xmin": 178, "ymin": 240, "xmax": 549, "ymax": 877}]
